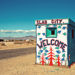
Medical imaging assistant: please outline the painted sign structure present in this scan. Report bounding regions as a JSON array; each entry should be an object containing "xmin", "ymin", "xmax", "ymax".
[{"xmin": 35, "ymin": 18, "xmax": 75, "ymax": 67}]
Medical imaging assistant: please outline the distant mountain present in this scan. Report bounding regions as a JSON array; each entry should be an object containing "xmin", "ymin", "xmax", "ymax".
[{"xmin": 0, "ymin": 36, "xmax": 36, "ymax": 40}]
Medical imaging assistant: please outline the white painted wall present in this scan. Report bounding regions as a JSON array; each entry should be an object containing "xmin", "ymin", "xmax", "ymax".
[{"xmin": 36, "ymin": 24, "xmax": 68, "ymax": 66}]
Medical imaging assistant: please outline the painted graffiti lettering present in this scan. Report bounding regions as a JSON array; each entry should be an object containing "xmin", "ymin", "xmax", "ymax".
[
  {"xmin": 59, "ymin": 41, "xmax": 66, "ymax": 50},
  {"xmin": 43, "ymin": 40, "xmax": 47, "ymax": 47},
  {"xmin": 37, "ymin": 20, "xmax": 47, "ymax": 24},
  {"xmin": 51, "ymin": 19, "xmax": 63, "ymax": 24},
  {"xmin": 59, "ymin": 19, "xmax": 62, "ymax": 23},
  {"xmin": 51, "ymin": 39, "xmax": 55, "ymax": 45},
  {"xmin": 36, "ymin": 19, "xmax": 68, "ymax": 25},
  {"xmin": 37, "ymin": 42, "xmax": 42, "ymax": 48},
  {"xmin": 55, "ymin": 40, "xmax": 59, "ymax": 47},
  {"xmin": 37, "ymin": 39, "xmax": 67, "ymax": 50},
  {"xmin": 46, "ymin": 39, "xmax": 50, "ymax": 45},
  {"xmin": 60, "ymin": 41, "xmax": 64, "ymax": 48}
]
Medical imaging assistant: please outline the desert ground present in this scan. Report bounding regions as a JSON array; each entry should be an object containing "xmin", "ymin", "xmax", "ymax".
[
  {"xmin": 0, "ymin": 40, "xmax": 36, "ymax": 50},
  {"xmin": 0, "ymin": 41, "xmax": 75, "ymax": 75}
]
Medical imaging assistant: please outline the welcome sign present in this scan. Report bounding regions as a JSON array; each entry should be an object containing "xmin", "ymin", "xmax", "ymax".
[
  {"xmin": 37, "ymin": 39, "xmax": 67, "ymax": 50},
  {"xmin": 35, "ymin": 18, "xmax": 75, "ymax": 67}
]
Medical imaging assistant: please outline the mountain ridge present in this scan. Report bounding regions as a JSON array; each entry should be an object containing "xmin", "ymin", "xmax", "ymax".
[{"xmin": 0, "ymin": 36, "xmax": 36, "ymax": 40}]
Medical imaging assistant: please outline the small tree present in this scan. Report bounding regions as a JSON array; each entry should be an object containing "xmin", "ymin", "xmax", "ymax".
[
  {"xmin": 57, "ymin": 55, "xmax": 61, "ymax": 66},
  {"xmin": 40, "ymin": 53, "xmax": 45, "ymax": 65},
  {"xmin": 48, "ymin": 46, "xmax": 55, "ymax": 66}
]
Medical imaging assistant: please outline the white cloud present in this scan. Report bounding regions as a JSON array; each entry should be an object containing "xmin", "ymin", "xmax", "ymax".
[{"xmin": 0, "ymin": 30, "xmax": 36, "ymax": 33}]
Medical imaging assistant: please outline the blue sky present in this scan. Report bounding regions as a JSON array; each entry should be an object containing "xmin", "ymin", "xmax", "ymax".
[{"xmin": 0, "ymin": 0, "xmax": 75, "ymax": 37}]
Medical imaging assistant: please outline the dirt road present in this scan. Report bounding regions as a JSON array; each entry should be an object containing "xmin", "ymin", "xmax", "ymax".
[{"xmin": 0, "ymin": 47, "xmax": 35, "ymax": 60}]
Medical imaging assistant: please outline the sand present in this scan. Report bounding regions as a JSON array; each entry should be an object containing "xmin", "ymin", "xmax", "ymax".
[
  {"xmin": 0, "ymin": 42, "xmax": 75, "ymax": 75},
  {"xmin": 0, "ymin": 48, "xmax": 75, "ymax": 75},
  {"xmin": 0, "ymin": 42, "xmax": 36, "ymax": 50}
]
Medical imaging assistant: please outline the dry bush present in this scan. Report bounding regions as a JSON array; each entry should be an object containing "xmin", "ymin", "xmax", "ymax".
[
  {"xmin": 26, "ymin": 40, "xmax": 36, "ymax": 45},
  {"xmin": 0, "ymin": 42, "xmax": 6, "ymax": 46},
  {"xmin": 14, "ymin": 40, "xmax": 36, "ymax": 45},
  {"xmin": 14, "ymin": 40, "xmax": 25, "ymax": 44}
]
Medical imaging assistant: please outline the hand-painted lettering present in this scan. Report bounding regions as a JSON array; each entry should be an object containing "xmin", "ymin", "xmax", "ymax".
[{"xmin": 37, "ymin": 39, "xmax": 67, "ymax": 50}]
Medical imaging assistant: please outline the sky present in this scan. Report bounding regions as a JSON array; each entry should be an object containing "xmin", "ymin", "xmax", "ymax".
[{"xmin": 0, "ymin": 0, "xmax": 75, "ymax": 37}]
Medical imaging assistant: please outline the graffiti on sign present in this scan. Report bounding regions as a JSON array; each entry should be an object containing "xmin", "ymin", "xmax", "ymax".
[
  {"xmin": 37, "ymin": 20, "xmax": 47, "ymax": 24},
  {"xmin": 37, "ymin": 39, "xmax": 67, "ymax": 50}
]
